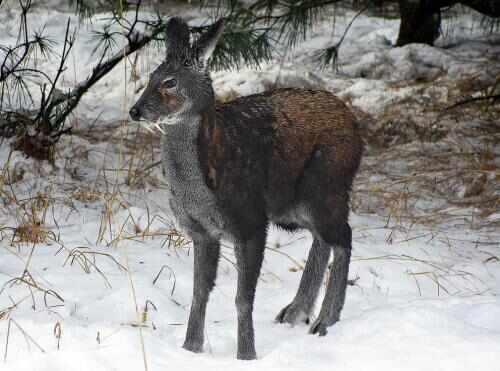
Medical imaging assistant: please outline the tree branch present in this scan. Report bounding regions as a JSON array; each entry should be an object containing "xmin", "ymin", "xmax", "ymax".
[
  {"xmin": 46, "ymin": 25, "xmax": 164, "ymax": 131},
  {"xmin": 446, "ymin": 94, "xmax": 500, "ymax": 110}
]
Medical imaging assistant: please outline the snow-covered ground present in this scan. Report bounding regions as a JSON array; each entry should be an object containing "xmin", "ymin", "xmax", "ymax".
[
  {"xmin": 1, "ymin": 3, "xmax": 499, "ymax": 371},
  {"xmin": 1, "ymin": 214, "xmax": 499, "ymax": 370}
]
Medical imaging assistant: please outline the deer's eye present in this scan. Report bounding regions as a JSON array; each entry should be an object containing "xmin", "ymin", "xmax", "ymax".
[{"xmin": 162, "ymin": 79, "xmax": 177, "ymax": 89}]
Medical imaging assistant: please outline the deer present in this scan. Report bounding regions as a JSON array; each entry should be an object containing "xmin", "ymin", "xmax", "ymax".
[{"xmin": 129, "ymin": 17, "xmax": 363, "ymax": 360}]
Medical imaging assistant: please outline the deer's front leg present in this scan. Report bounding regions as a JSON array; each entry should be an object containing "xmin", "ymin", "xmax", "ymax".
[
  {"xmin": 234, "ymin": 230, "xmax": 266, "ymax": 360},
  {"xmin": 183, "ymin": 236, "xmax": 220, "ymax": 353}
]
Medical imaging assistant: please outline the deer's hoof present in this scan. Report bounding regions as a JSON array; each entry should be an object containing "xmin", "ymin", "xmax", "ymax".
[
  {"xmin": 275, "ymin": 302, "xmax": 309, "ymax": 325},
  {"xmin": 237, "ymin": 350, "xmax": 257, "ymax": 360},
  {"xmin": 182, "ymin": 341, "xmax": 203, "ymax": 353},
  {"xmin": 309, "ymin": 315, "xmax": 338, "ymax": 336}
]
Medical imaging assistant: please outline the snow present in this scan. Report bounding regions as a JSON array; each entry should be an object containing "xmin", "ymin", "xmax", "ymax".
[
  {"xmin": 1, "ymin": 3, "xmax": 500, "ymax": 371},
  {"xmin": 1, "ymin": 214, "xmax": 499, "ymax": 370}
]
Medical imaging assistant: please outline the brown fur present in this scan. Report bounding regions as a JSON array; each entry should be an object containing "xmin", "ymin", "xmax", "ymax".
[
  {"xmin": 269, "ymin": 89, "xmax": 362, "ymax": 186},
  {"xmin": 199, "ymin": 88, "xmax": 362, "ymax": 199},
  {"xmin": 160, "ymin": 89, "xmax": 184, "ymax": 112},
  {"xmin": 198, "ymin": 111, "xmax": 225, "ymax": 190}
]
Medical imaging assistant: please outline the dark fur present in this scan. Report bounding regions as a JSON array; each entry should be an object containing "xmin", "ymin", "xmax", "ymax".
[
  {"xmin": 129, "ymin": 17, "xmax": 363, "ymax": 360},
  {"xmin": 199, "ymin": 89, "xmax": 362, "ymax": 242}
]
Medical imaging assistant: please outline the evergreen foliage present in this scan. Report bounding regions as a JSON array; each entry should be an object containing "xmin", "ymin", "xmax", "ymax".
[
  {"xmin": 0, "ymin": 0, "xmax": 498, "ymax": 159},
  {"xmin": 71, "ymin": 0, "xmax": 500, "ymax": 69}
]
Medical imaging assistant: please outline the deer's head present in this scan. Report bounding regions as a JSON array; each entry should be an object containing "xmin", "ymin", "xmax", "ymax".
[{"xmin": 129, "ymin": 17, "xmax": 224, "ymax": 129}]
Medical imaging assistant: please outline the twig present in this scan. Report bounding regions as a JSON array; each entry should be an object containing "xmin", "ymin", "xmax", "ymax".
[{"xmin": 446, "ymin": 94, "xmax": 500, "ymax": 111}]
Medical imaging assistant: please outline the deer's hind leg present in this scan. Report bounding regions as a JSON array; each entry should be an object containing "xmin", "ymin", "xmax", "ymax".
[
  {"xmin": 276, "ymin": 237, "xmax": 330, "ymax": 325},
  {"xmin": 287, "ymin": 145, "xmax": 353, "ymax": 335},
  {"xmin": 308, "ymin": 191, "xmax": 352, "ymax": 336}
]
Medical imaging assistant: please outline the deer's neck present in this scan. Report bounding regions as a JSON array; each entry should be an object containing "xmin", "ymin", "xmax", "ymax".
[
  {"xmin": 161, "ymin": 110, "xmax": 212, "ymax": 185},
  {"xmin": 163, "ymin": 114, "xmax": 200, "ymax": 148},
  {"xmin": 161, "ymin": 109, "xmax": 227, "ymax": 239}
]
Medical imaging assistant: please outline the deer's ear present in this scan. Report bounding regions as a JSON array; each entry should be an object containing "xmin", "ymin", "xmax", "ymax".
[
  {"xmin": 165, "ymin": 17, "xmax": 190, "ymax": 61},
  {"xmin": 193, "ymin": 19, "xmax": 224, "ymax": 68}
]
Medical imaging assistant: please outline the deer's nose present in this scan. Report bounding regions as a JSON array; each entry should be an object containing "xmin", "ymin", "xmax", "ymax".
[{"xmin": 129, "ymin": 106, "xmax": 141, "ymax": 121}]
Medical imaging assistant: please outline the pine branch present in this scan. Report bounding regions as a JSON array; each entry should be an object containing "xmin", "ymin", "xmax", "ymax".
[
  {"xmin": 46, "ymin": 20, "xmax": 165, "ymax": 132},
  {"xmin": 317, "ymin": 4, "xmax": 368, "ymax": 69},
  {"xmin": 1, "ymin": 1, "xmax": 165, "ymax": 147},
  {"xmin": 446, "ymin": 94, "xmax": 500, "ymax": 110},
  {"xmin": 277, "ymin": 0, "xmax": 343, "ymax": 47},
  {"xmin": 0, "ymin": 0, "xmax": 32, "ymax": 82},
  {"xmin": 208, "ymin": 27, "xmax": 273, "ymax": 70}
]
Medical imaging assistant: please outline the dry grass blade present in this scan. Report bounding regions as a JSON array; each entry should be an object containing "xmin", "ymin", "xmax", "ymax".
[
  {"xmin": 53, "ymin": 322, "xmax": 62, "ymax": 350},
  {"xmin": 4, "ymin": 318, "xmax": 46, "ymax": 362},
  {"xmin": 106, "ymin": 206, "xmax": 187, "ymax": 248},
  {"xmin": 61, "ymin": 246, "xmax": 127, "ymax": 288},
  {"xmin": 0, "ymin": 295, "xmax": 30, "ymax": 321},
  {"xmin": 265, "ymin": 246, "xmax": 305, "ymax": 271},
  {"xmin": 152, "ymin": 265, "xmax": 176, "ymax": 296},
  {"xmin": 0, "ymin": 271, "xmax": 65, "ymax": 309},
  {"xmin": 354, "ymin": 253, "xmax": 488, "ymax": 296},
  {"xmin": 160, "ymin": 228, "xmax": 190, "ymax": 250}
]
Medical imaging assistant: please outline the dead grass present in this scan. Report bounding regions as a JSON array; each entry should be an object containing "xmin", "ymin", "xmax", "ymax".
[
  {"xmin": 353, "ymin": 73, "xmax": 500, "ymax": 232},
  {"xmin": 4, "ymin": 318, "xmax": 46, "ymax": 361},
  {"xmin": 71, "ymin": 187, "xmax": 103, "ymax": 203},
  {"xmin": 12, "ymin": 134, "xmax": 56, "ymax": 162},
  {"xmin": 12, "ymin": 222, "xmax": 51, "ymax": 244},
  {"xmin": 8, "ymin": 193, "xmax": 55, "ymax": 245},
  {"xmin": 59, "ymin": 246, "xmax": 127, "ymax": 288},
  {"xmin": 353, "ymin": 252, "xmax": 489, "ymax": 297}
]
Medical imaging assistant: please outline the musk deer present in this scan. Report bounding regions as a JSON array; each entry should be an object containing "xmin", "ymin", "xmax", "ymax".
[{"xmin": 129, "ymin": 17, "xmax": 363, "ymax": 360}]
